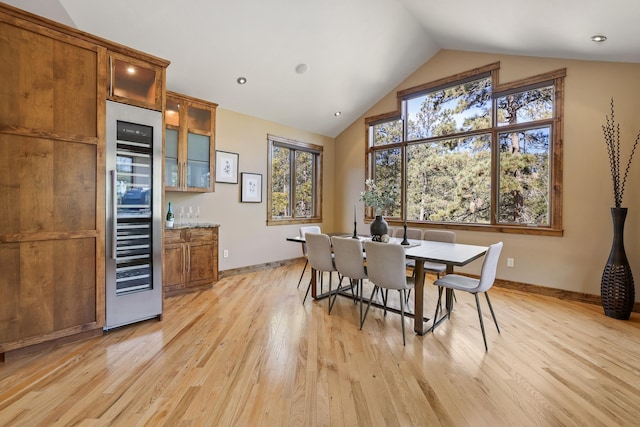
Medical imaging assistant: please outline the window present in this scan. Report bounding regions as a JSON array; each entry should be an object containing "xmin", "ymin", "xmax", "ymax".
[
  {"xmin": 365, "ymin": 63, "xmax": 565, "ymax": 235},
  {"xmin": 268, "ymin": 134, "xmax": 323, "ymax": 225}
]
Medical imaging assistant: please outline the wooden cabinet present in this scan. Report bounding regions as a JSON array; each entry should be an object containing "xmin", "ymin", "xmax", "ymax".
[
  {"xmin": 0, "ymin": 7, "xmax": 103, "ymax": 356},
  {"xmin": 107, "ymin": 51, "xmax": 165, "ymax": 111},
  {"xmin": 165, "ymin": 91, "xmax": 217, "ymax": 192},
  {"xmin": 163, "ymin": 226, "xmax": 219, "ymax": 297},
  {"xmin": 0, "ymin": 3, "xmax": 170, "ymax": 359}
]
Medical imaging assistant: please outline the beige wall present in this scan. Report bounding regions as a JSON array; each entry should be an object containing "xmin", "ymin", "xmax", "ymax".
[
  {"xmin": 166, "ymin": 108, "xmax": 335, "ymax": 271},
  {"xmin": 335, "ymin": 49, "xmax": 640, "ymax": 302}
]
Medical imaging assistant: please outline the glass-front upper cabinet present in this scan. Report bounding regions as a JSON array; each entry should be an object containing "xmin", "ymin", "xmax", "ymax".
[
  {"xmin": 108, "ymin": 51, "xmax": 165, "ymax": 111},
  {"xmin": 164, "ymin": 91, "xmax": 217, "ymax": 192}
]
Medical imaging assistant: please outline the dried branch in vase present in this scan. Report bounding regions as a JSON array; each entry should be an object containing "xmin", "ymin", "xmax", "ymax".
[{"xmin": 603, "ymin": 98, "xmax": 640, "ymax": 207}]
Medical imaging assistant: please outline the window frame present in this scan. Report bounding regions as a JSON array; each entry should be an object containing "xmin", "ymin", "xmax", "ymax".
[
  {"xmin": 267, "ymin": 134, "xmax": 323, "ymax": 225},
  {"xmin": 364, "ymin": 63, "xmax": 565, "ymax": 236}
]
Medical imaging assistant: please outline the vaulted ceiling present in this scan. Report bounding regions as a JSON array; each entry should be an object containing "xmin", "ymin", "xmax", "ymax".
[{"xmin": 6, "ymin": 0, "xmax": 640, "ymax": 137}]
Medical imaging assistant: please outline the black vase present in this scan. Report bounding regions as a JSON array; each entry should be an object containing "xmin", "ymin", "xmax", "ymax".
[
  {"xmin": 370, "ymin": 215, "xmax": 388, "ymax": 242},
  {"xmin": 601, "ymin": 207, "xmax": 635, "ymax": 320}
]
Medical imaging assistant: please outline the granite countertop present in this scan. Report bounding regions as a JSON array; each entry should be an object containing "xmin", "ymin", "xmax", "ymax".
[{"xmin": 165, "ymin": 223, "xmax": 220, "ymax": 230}]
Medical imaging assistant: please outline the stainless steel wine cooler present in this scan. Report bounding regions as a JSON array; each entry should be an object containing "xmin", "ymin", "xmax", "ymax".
[{"xmin": 105, "ymin": 100, "xmax": 163, "ymax": 330}]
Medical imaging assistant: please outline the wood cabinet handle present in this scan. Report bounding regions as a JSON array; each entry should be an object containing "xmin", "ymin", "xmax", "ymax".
[
  {"xmin": 187, "ymin": 245, "xmax": 191, "ymax": 273},
  {"xmin": 182, "ymin": 244, "xmax": 186, "ymax": 274}
]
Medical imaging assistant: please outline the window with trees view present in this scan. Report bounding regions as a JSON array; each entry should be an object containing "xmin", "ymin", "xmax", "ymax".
[
  {"xmin": 365, "ymin": 63, "xmax": 565, "ymax": 234},
  {"xmin": 268, "ymin": 134, "xmax": 323, "ymax": 225}
]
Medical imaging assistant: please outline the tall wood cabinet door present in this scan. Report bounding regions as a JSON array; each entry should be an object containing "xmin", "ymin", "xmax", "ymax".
[{"xmin": 0, "ymin": 15, "xmax": 103, "ymax": 353}]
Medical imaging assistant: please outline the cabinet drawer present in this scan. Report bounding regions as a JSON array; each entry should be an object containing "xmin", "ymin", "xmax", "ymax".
[
  {"xmin": 188, "ymin": 228, "xmax": 215, "ymax": 242},
  {"xmin": 164, "ymin": 229, "xmax": 184, "ymax": 244}
]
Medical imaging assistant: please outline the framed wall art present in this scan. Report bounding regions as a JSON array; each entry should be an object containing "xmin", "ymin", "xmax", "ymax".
[
  {"xmin": 215, "ymin": 150, "xmax": 239, "ymax": 184},
  {"xmin": 241, "ymin": 172, "xmax": 262, "ymax": 203}
]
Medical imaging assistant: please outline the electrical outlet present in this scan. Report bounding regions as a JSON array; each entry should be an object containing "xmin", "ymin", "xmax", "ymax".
[
  {"xmin": 223, "ymin": 249, "xmax": 229, "ymax": 258},
  {"xmin": 507, "ymin": 257, "xmax": 514, "ymax": 267}
]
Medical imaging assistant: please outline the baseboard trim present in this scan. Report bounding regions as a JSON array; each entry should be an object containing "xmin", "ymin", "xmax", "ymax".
[
  {"xmin": 1, "ymin": 328, "xmax": 103, "ymax": 363},
  {"xmin": 221, "ymin": 257, "xmax": 639, "ymax": 313},
  {"xmin": 494, "ymin": 277, "xmax": 640, "ymax": 313},
  {"xmin": 219, "ymin": 258, "xmax": 303, "ymax": 279}
]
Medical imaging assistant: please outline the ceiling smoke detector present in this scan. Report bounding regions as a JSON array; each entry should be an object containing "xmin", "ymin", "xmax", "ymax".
[{"xmin": 295, "ymin": 63, "xmax": 310, "ymax": 74}]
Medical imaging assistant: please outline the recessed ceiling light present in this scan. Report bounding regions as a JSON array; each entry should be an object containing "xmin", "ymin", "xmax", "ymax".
[
  {"xmin": 334, "ymin": 111, "xmax": 341, "ymax": 117},
  {"xmin": 127, "ymin": 66, "xmax": 136, "ymax": 74},
  {"xmin": 237, "ymin": 76, "xmax": 247, "ymax": 84},
  {"xmin": 295, "ymin": 63, "xmax": 310, "ymax": 74},
  {"xmin": 591, "ymin": 34, "xmax": 607, "ymax": 42}
]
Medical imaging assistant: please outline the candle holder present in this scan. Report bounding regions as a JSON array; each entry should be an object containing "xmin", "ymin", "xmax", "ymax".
[
  {"xmin": 352, "ymin": 204, "xmax": 358, "ymax": 239},
  {"xmin": 401, "ymin": 222, "xmax": 410, "ymax": 245}
]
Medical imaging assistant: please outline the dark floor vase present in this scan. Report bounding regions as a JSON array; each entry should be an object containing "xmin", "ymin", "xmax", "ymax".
[
  {"xmin": 601, "ymin": 207, "xmax": 635, "ymax": 320},
  {"xmin": 370, "ymin": 215, "xmax": 388, "ymax": 242}
]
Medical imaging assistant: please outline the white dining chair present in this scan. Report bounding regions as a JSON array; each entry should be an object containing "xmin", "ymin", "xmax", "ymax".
[
  {"xmin": 393, "ymin": 226, "xmax": 423, "ymax": 240},
  {"xmin": 362, "ymin": 241, "xmax": 415, "ymax": 345},
  {"xmin": 304, "ymin": 232, "xmax": 339, "ymax": 312},
  {"xmin": 432, "ymin": 241, "xmax": 503, "ymax": 351},
  {"xmin": 297, "ymin": 225, "xmax": 321, "ymax": 289},
  {"xmin": 405, "ymin": 229, "xmax": 456, "ymax": 302},
  {"xmin": 331, "ymin": 236, "xmax": 367, "ymax": 322}
]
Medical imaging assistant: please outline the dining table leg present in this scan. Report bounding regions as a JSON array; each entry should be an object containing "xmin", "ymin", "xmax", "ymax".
[
  {"xmin": 413, "ymin": 260, "xmax": 427, "ymax": 335},
  {"xmin": 445, "ymin": 264, "xmax": 454, "ymax": 313},
  {"xmin": 311, "ymin": 267, "xmax": 317, "ymax": 298}
]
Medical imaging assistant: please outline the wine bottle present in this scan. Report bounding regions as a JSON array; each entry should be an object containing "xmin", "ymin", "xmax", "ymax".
[{"xmin": 166, "ymin": 202, "xmax": 174, "ymax": 228}]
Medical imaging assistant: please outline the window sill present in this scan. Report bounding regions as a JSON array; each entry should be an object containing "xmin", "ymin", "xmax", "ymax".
[
  {"xmin": 267, "ymin": 217, "xmax": 322, "ymax": 226},
  {"xmin": 382, "ymin": 219, "xmax": 563, "ymax": 237}
]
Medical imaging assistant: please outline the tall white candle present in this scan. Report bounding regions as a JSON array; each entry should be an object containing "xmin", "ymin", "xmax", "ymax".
[{"xmin": 354, "ymin": 203, "xmax": 356, "ymax": 222}]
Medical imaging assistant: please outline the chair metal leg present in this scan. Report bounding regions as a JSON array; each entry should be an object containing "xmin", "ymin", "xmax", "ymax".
[
  {"xmin": 432, "ymin": 286, "xmax": 443, "ymax": 332},
  {"xmin": 359, "ymin": 280, "xmax": 364, "ymax": 326},
  {"xmin": 348, "ymin": 278, "xmax": 358, "ymax": 304},
  {"xmin": 328, "ymin": 272, "xmax": 335, "ymax": 314},
  {"xmin": 383, "ymin": 289, "xmax": 388, "ymax": 316},
  {"xmin": 329, "ymin": 272, "xmax": 347, "ymax": 315},
  {"xmin": 296, "ymin": 259, "xmax": 308, "ymax": 288},
  {"xmin": 360, "ymin": 286, "xmax": 378, "ymax": 329},
  {"xmin": 302, "ymin": 270, "xmax": 314, "ymax": 304},
  {"xmin": 484, "ymin": 292, "xmax": 500, "ymax": 333},
  {"xmin": 475, "ymin": 293, "xmax": 488, "ymax": 351},
  {"xmin": 399, "ymin": 289, "xmax": 406, "ymax": 346}
]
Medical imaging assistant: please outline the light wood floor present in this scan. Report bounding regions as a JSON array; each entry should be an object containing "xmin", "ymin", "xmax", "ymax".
[{"xmin": 1, "ymin": 262, "xmax": 640, "ymax": 426}]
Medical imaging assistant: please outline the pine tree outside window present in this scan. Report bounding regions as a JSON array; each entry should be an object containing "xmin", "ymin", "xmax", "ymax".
[
  {"xmin": 268, "ymin": 135, "xmax": 323, "ymax": 225},
  {"xmin": 365, "ymin": 63, "xmax": 565, "ymax": 235}
]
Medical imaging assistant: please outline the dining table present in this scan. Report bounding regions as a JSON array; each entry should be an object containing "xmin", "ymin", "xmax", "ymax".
[{"xmin": 286, "ymin": 234, "xmax": 488, "ymax": 335}]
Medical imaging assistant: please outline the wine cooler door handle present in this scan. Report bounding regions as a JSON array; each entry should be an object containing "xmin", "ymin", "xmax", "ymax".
[{"xmin": 110, "ymin": 170, "xmax": 117, "ymax": 259}]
